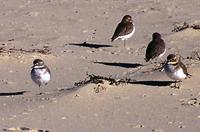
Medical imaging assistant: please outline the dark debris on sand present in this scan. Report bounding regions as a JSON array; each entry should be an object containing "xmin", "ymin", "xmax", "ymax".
[
  {"xmin": 172, "ymin": 22, "xmax": 200, "ymax": 32},
  {"xmin": 0, "ymin": 46, "xmax": 51, "ymax": 55},
  {"xmin": 74, "ymin": 73, "xmax": 175, "ymax": 88},
  {"xmin": 74, "ymin": 73, "xmax": 134, "ymax": 87},
  {"xmin": 3, "ymin": 127, "xmax": 50, "ymax": 132}
]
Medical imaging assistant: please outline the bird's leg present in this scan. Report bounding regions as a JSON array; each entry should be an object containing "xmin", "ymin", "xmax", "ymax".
[
  {"xmin": 187, "ymin": 74, "xmax": 192, "ymax": 78},
  {"xmin": 170, "ymin": 80, "xmax": 181, "ymax": 89},
  {"xmin": 175, "ymin": 81, "xmax": 178, "ymax": 88},
  {"xmin": 179, "ymin": 80, "xmax": 182, "ymax": 87},
  {"xmin": 170, "ymin": 81, "xmax": 176, "ymax": 88},
  {"xmin": 124, "ymin": 40, "xmax": 126, "ymax": 48},
  {"xmin": 177, "ymin": 81, "xmax": 181, "ymax": 88}
]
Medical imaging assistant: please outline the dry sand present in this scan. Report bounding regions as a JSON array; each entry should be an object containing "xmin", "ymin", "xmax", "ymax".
[{"xmin": 0, "ymin": 0, "xmax": 200, "ymax": 131}]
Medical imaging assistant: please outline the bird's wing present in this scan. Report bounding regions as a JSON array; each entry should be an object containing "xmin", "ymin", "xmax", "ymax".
[
  {"xmin": 179, "ymin": 61, "xmax": 191, "ymax": 77},
  {"xmin": 46, "ymin": 66, "xmax": 51, "ymax": 75},
  {"xmin": 145, "ymin": 39, "xmax": 165, "ymax": 61},
  {"xmin": 111, "ymin": 22, "xmax": 133, "ymax": 41}
]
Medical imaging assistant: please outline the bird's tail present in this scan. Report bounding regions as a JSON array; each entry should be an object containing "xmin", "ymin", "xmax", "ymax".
[{"xmin": 111, "ymin": 36, "xmax": 117, "ymax": 42}]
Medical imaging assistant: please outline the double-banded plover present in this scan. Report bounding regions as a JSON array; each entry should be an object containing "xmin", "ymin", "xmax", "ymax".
[
  {"xmin": 164, "ymin": 54, "xmax": 191, "ymax": 88},
  {"xmin": 31, "ymin": 59, "xmax": 51, "ymax": 87}
]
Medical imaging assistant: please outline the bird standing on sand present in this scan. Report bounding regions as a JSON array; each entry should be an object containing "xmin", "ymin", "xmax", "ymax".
[
  {"xmin": 111, "ymin": 15, "xmax": 135, "ymax": 47},
  {"xmin": 145, "ymin": 32, "xmax": 166, "ymax": 63},
  {"xmin": 164, "ymin": 54, "xmax": 191, "ymax": 88},
  {"xmin": 31, "ymin": 59, "xmax": 51, "ymax": 87}
]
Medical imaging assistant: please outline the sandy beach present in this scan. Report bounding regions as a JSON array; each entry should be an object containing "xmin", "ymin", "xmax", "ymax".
[{"xmin": 0, "ymin": 0, "xmax": 200, "ymax": 131}]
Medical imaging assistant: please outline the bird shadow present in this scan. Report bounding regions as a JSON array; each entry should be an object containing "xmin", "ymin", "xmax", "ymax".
[
  {"xmin": 129, "ymin": 80, "xmax": 174, "ymax": 87},
  {"xmin": 94, "ymin": 61, "xmax": 143, "ymax": 68},
  {"xmin": 0, "ymin": 91, "xmax": 27, "ymax": 96},
  {"xmin": 68, "ymin": 42, "xmax": 112, "ymax": 49}
]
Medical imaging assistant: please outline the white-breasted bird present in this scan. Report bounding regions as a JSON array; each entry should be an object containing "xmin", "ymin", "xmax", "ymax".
[
  {"xmin": 31, "ymin": 59, "xmax": 51, "ymax": 87},
  {"xmin": 164, "ymin": 54, "xmax": 191, "ymax": 88},
  {"xmin": 111, "ymin": 15, "xmax": 135, "ymax": 47}
]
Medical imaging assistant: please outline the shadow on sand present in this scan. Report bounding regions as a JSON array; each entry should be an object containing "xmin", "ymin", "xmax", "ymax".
[
  {"xmin": 94, "ymin": 61, "xmax": 143, "ymax": 68},
  {"xmin": 68, "ymin": 42, "xmax": 112, "ymax": 49},
  {"xmin": 0, "ymin": 91, "xmax": 27, "ymax": 96},
  {"xmin": 129, "ymin": 80, "xmax": 174, "ymax": 87}
]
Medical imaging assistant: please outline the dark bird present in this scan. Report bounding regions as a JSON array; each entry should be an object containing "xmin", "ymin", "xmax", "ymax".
[
  {"xmin": 145, "ymin": 32, "xmax": 166, "ymax": 62},
  {"xmin": 111, "ymin": 15, "xmax": 135, "ymax": 47}
]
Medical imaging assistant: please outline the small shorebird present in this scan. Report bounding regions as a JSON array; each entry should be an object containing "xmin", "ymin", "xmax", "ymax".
[
  {"xmin": 164, "ymin": 54, "xmax": 191, "ymax": 88},
  {"xmin": 31, "ymin": 59, "xmax": 51, "ymax": 87},
  {"xmin": 145, "ymin": 32, "xmax": 166, "ymax": 63},
  {"xmin": 111, "ymin": 15, "xmax": 135, "ymax": 47}
]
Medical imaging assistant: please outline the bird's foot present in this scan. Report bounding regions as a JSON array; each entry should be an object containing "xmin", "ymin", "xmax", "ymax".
[{"xmin": 170, "ymin": 81, "xmax": 181, "ymax": 89}]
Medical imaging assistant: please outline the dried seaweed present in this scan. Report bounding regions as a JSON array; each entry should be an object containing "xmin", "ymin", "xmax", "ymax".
[
  {"xmin": 0, "ymin": 46, "xmax": 51, "ymax": 55},
  {"xmin": 191, "ymin": 24, "xmax": 200, "ymax": 29},
  {"xmin": 172, "ymin": 22, "xmax": 200, "ymax": 32},
  {"xmin": 172, "ymin": 22, "xmax": 189, "ymax": 32},
  {"xmin": 3, "ymin": 127, "xmax": 49, "ymax": 132},
  {"xmin": 74, "ymin": 73, "xmax": 134, "ymax": 87}
]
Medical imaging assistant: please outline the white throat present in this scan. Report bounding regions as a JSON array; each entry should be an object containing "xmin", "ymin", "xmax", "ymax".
[{"xmin": 33, "ymin": 65, "xmax": 45, "ymax": 69}]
